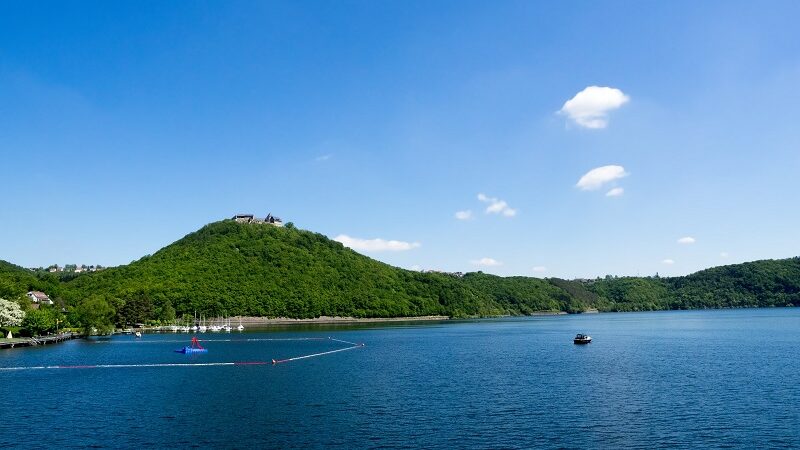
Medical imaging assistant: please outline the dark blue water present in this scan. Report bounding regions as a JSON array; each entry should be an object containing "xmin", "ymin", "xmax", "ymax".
[{"xmin": 2, "ymin": 309, "xmax": 799, "ymax": 449}]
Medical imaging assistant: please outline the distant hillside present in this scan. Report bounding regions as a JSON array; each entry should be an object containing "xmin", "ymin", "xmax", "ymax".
[
  {"xmin": 2, "ymin": 220, "xmax": 799, "ymax": 326},
  {"xmin": 0, "ymin": 260, "xmax": 62, "ymax": 301},
  {"xmin": 586, "ymin": 258, "xmax": 800, "ymax": 311}
]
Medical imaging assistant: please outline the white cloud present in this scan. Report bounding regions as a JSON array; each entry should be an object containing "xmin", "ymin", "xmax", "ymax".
[
  {"xmin": 471, "ymin": 257, "xmax": 502, "ymax": 267},
  {"xmin": 677, "ymin": 237, "xmax": 696, "ymax": 244},
  {"xmin": 410, "ymin": 265, "xmax": 422, "ymax": 271},
  {"xmin": 576, "ymin": 165, "xmax": 628, "ymax": 191},
  {"xmin": 720, "ymin": 252, "xmax": 729, "ymax": 258},
  {"xmin": 662, "ymin": 259, "xmax": 675, "ymax": 265},
  {"xmin": 605, "ymin": 187, "xmax": 624, "ymax": 197},
  {"xmin": 315, "ymin": 154, "xmax": 333, "ymax": 162},
  {"xmin": 454, "ymin": 210, "xmax": 473, "ymax": 220},
  {"xmin": 559, "ymin": 86, "xmax": 629, "ymax": 129},
  {"xmin": 532, "ymin": 266, "xmax": 547, "ymax": 273},
  {"xmin": 477, "ymin": 193, "xmax": 517, "ymax": 217},
  {"xmin": 334, "ymin": 235, "xmax": 420, "ymax": 252}
]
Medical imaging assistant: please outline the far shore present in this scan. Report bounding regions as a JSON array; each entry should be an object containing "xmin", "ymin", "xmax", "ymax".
[
  {"xmin": 194, "ymin": 311, "xmax": 571, "ymax": 327},
  {"xmin": 233, "ymin": 315, "xmax": 451, "ymax": 325}
]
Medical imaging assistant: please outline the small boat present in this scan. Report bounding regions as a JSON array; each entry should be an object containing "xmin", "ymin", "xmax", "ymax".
[
  {"xmin": 134, "ymin": 331, "xmax": 142, "ymax": 338},
  {"xmin": 573, "ymin": 333, "xmax": 592, "ymax": 344},
  {"xmin": 175, "ymin": 337, "xmax": 208, "ymax": 354}
]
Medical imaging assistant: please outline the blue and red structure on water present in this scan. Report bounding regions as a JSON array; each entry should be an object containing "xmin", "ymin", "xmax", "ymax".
[{"xmin": 175, "ymin": 336, "xmax": 208, "ymax": 354}]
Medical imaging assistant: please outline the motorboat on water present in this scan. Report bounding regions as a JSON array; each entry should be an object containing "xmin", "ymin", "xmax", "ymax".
[{"xmin": 573, "ymin": 333, "xmax": 592, "ymax": 344}]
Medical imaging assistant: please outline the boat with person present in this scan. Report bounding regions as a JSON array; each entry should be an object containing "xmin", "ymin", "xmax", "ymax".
[{"xmin": 573, "ymin": 333, "xmax": 592, "ymax": 344}]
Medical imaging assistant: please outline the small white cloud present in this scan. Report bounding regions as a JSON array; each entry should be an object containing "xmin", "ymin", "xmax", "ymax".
[
  {"xmin": 471, "ymin": 257, "xmax": 502, "ymax": 267},
  {"xmin": 334, "ymin": 235, "xmax": 420, "ymax": 252},
  {"xmin": 477, "ymin": 193, "xmax": 517, "ymax": 217},
  {"xmin": 559, "ymin": 86, "xmax": 629, "ymax": 129},
  {"xmin": 315, "ymin": 154, "xmax": 333, "ymax": 162},
  {"xmin": 455, "ymin": 210, "xmax": 473, "ymax": 220},
  {"xmin": 677, "ymin": 237, "xmax": 696, "ymax": 244},
  {"xmin": 605, "ymin": 187, "xmax": 624, "ymax": 197},
  {"xmin": 576, "ymin": 165, "xmax": 628, "ymax": 191},
  {"xmin": 532, "ymin": 266, "xmax": 547, "ymax": 273},
  {"xmin": 410, "ymin": 265, "xmax": 422, "ymax": 271},
  {"xmin": 720, "ymin": 252, "xmax": 729, "ymax": 258},
  {"xmin": 662, "ymin": 259, "xmax": 675, "ymax": 265}
]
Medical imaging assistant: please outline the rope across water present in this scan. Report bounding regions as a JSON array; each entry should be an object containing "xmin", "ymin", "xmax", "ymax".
[{"xmin": 0, "ymin": 336, "xmax": 364, "ymax": 371}]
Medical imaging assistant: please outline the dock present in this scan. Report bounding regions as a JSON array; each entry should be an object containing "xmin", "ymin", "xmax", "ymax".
[{"xmin": 0, "ymin": 332, "xmax": 79, "ymax": 349}]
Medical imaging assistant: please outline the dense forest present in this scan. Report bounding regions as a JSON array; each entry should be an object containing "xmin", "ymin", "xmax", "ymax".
[{"xmin": 1, "ymin": 220, "xmax": 799, "ymax": 333}]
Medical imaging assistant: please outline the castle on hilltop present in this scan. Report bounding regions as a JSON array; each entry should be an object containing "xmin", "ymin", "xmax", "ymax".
[{"xmin": 232, "ymin": 213, "xmax": 283, "ymax": 226}]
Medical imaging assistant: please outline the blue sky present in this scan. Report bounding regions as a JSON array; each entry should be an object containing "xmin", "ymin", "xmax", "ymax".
[{"xmin": 1, "ymin": 1, "xmax": 799, "ymax": 278}]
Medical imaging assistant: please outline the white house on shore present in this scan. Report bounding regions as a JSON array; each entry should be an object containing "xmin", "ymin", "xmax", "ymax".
[{"xmin": 27, "ymin": 291, "xmax": 53, "ymax": 306}]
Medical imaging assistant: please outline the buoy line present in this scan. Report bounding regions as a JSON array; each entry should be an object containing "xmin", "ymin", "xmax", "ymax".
[
  {"xmin": 0, "ymin": 337, "xmax": 364, "ymax": 372},
  {"xmin": 92, "ymin": 337, "xmax": 330, "ymax": 344},
  {"xmin": 271, "ymin": 342, "xmax": 365, "ymax": 364}
]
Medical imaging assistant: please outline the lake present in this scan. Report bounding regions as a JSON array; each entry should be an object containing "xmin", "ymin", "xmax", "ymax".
[{"xmin": 1, "ymin": 308, "xmax": 799, "ymax": 448}]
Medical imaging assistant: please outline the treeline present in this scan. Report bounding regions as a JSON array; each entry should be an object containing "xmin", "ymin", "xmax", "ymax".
[
  {"xmin": 587, "ymin": 258, "xmax": 800, "ymax": 311},
  {"xmin": 1, "ymin": 220, "xmax": 799, "ymax": 334}
]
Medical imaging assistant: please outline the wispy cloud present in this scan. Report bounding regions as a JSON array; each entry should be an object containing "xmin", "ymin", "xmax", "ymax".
[
  {"xmin": 720, "ymin": 252, "xmax": 729, "ymax": 258},
  {"xmin": 605, "ymin": 187, "xmax": 624, "ymax": 197},
  {"xmin": 334, "ymin": 235, "xmax": 420, "ymax": 252},
  {"xmin": 559, "ymin": 86, "xmax": 629, "ymax": 129},
  {"xmin": 471, "ymin": 257, "xmax": 502, "ymax": 267},
  {"xmin": 576, "ymin": 165, "xmax": 628, "ymax": 191},
  {"xmin": 532, "ymin": 266, "xmax": 547, "ymax": 273},
  {"xmin": 662, "ymin": 259, "xmax": 675, "ymax": 265},
  {"xmin": 454, "ymin": 210, "xmax": 473, "ymax": 220},
  {"xmin": 477, "ymin": 193, "xmax": 517, "ymax": 217},
  {"xmin": 677, "ymin": 236, "xmax": 696, "ymax": 244},
  {"xmin": 315, "ymin": 154, "xmax": 333, "ymax": 162}
]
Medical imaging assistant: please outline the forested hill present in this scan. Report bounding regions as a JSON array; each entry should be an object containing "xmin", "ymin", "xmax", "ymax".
[
  {"xmin": 1, "ymin": 220, "xmax": 799, "ymax": 326},
  {"xmin": 586, "ymin": 257, "xmax": 800, "ymax": 311},
  {"xmin": 60, "ymin": 221, "xmax": 511, "ymax": 319}
]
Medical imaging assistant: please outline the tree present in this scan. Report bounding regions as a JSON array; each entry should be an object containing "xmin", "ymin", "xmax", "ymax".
[
  {"xmin": 159, "ymin": 300, "xmax": 176, "ymax": 323},
  {"xmin": 74, "ymin": 296, "xmax": 116, "ymax": 335},
  {"xmin": 0, "ymin": 299, "xmax": 25, "ymax": 327},
  {"xmin": 116, "ymin": 295, "xmax": 153, "ymax": 326},
  {"xmin": 21, "ymin": 308, "xmax": 59, "ymax": 336}
]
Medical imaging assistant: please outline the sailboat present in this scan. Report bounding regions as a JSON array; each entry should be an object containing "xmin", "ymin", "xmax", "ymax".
[
  {"xmin": 237, "ymin": 317, "xmax": 245, "ymax": 332},
  {"xmin": 209, "ymin": 317, "xmax": 223, "ymax": 332},
  {"xmin": 198, "ymin": 315, "xmax": 207, "ymax": 333}
]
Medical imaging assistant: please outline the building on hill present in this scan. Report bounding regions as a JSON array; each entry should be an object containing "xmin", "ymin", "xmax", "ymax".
[
  {"xmin": 232, "ymin": 213, "xmax": 283, "ymax": 226},
  {"xmin": 265, "ymin": 213, "xmax": 283, "ymax": 226},
  {"xmin": 27, "ymin": 291, "xmax": 53, "ymax": 306}
]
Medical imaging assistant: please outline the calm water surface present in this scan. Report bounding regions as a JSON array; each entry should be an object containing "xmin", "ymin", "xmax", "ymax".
[{"xmin": 1, "ymin": 309, "xmax": 799, "ymax": 449}]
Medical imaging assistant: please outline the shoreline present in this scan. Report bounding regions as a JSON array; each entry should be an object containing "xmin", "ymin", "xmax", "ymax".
[{"xmin": 233, "ymin": 315, "xmax": 451, "ymax": 325}]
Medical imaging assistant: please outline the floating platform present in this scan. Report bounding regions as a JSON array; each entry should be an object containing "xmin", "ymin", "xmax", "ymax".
[
  {"xmin": 175, "ymin": 336, "xmax": 207, "ymax": 354},
  {"xmin": 175, "ymin": 347, "xmax": 208, "ymax": 354}
]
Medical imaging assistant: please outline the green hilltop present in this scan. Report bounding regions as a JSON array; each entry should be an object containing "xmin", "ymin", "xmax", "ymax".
[{"xmin": 1, "ymin": 220, "xmax": 799, "ymax": 330}]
